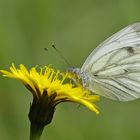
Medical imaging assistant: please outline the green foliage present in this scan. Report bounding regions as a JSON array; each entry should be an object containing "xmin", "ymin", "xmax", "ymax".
[{"xmin": 0, "ymin": 0, "xmax": 140, "ymax": 140}]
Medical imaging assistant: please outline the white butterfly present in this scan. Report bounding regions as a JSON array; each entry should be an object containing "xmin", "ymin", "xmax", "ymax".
[{"xmin": 69, "ymin": 22, "xmax": 140, "ymax": 101}]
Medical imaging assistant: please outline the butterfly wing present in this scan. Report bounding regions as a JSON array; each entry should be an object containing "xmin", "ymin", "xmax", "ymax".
[{"xmin": 81, "ymin": 23, "xmax": 140, "ymax": 101}]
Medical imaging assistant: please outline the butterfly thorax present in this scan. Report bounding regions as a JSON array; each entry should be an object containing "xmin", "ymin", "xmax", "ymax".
[{"xmin": 67, "ymin": 68, "xmax": 89, "ymax": 87}]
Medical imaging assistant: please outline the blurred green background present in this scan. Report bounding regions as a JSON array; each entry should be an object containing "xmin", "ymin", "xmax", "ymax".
[{"xmin": 0, "ymin": 0, "xmax": 140, "ymax": 140}]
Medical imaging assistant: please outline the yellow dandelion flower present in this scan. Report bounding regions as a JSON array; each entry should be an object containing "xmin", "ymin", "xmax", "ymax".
[{"xmin": 0, "ymin": 64, "xmax": 100, "ymax": 140}]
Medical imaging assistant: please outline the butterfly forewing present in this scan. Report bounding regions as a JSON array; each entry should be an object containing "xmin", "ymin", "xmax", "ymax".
[
  {"xmin": 81, "ymin": 23, "xmax": 140, "ymax": 101},
  {"xmin": 81, "ymin": 23, "xmax": 140, "ymax": 72}
]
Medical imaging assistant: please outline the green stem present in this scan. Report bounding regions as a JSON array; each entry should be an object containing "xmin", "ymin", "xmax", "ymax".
[{"xmin": 30, "ymin": 123, "xmax": 44, "ymax": 140}]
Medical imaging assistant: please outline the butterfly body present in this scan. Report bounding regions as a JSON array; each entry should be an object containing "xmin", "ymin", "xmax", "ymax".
[
  {"xmin": 69, "ymin": 23, "xmax": 140, "ymax": 101},
  {"xmin": 68, "ymin": 68, "xmax": 89, "ymax": 87}
]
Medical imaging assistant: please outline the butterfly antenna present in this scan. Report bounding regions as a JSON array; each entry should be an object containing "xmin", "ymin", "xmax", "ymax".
[
  {"xmin": 44, "ymin": 44, "xmax": 72, "ymax": 67},
  {"xmin": 51, "ymin": 43, "xmax": 72, "ymax": 67}
]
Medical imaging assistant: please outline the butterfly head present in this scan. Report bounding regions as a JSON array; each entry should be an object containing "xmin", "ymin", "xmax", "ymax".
[{"xmin": 67, "ymin": 68, "xmax": 89, "ymax": 87}]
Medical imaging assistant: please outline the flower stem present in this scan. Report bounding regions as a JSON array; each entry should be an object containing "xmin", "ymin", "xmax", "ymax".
[{"xmin": 30, "ymin": 123, "xmax": 44, "ymax": 140}]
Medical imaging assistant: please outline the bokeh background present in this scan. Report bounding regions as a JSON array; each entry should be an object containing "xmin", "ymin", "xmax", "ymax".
[{"xmin": 0, "ymin": 0, "xmax": 140, "ymax": 140}]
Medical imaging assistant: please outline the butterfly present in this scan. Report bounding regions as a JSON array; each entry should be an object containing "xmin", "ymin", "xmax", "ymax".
[{"xmin": 69, "ymin": 22, "xmax": 140, "ymax": 101}]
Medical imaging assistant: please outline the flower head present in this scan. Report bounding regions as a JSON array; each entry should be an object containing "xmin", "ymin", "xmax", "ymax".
[
  {"xmin": 0, "ymin": 63, "xmax": 99, "ymax": 113},
  {"xmin": 0, "ymin": 64, "xmax": 100, "ymax": 139}
]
